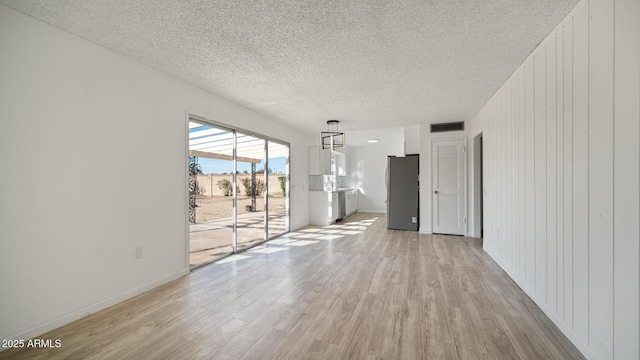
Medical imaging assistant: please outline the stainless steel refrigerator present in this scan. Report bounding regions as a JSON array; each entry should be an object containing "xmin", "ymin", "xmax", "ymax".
[{"xmin": 386, "ymin": 155, "xmax": 419, "ymax": 231}]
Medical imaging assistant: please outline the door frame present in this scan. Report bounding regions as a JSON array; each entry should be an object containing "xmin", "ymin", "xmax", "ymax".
[
  {"xmin": 431, "ymin": 137, "xmax": 468, "ymax": 235},
  {"xmin": 472, "ymin": 133, "xmax": 483, "ymax": 238}
]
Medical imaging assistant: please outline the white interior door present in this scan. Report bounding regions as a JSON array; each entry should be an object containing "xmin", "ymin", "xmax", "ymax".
[{"xmin": 432, "ymin": 139, "xmax": 466, "ymax": 235}]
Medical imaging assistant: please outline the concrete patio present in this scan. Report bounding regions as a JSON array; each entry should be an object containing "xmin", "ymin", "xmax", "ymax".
[{"xmin": 189, "ymin": 208, "xmax": 287, "ymax": 267}]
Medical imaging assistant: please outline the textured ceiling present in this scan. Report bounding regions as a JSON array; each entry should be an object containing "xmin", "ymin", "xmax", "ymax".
[{"xmin": 1, "ymin": 0, "xmax": 579, "ymax": 133}]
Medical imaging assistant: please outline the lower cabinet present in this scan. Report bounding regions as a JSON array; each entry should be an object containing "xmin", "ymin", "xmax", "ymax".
[
  {"xmin": 309, "ymin": 191, "xmax": 338, "ymax": 225},
  {"xmin": 345, "ymin": 190, "xmax": 357, "ymax": 216},
  {"xmin": 331, "ymin": 192, "xmax": 339, "ymax": 220},
  {"xmin": 310, "ymin": 190, "xmax": 358, "ymax": 226}
]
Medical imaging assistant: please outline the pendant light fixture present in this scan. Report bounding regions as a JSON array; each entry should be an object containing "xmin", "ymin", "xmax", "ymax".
[{"xmin": 321, "ymin": 120, "xmax": 345, "ymax": 150}]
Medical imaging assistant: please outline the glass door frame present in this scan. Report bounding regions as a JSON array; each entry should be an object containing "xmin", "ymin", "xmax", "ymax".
[{"xmin": 187, "ymin": 114, "xmax": 290, "ymax": 266}]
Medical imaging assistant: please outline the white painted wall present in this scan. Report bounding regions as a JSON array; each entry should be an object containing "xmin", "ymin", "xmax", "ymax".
[
  {"xmin": 0, "ymin": 5, "xmax": 310, "ymax": 343},
  {"xmin": 403, "ymin": 124, "xmax": 420, "ymax": 154},
  {"xmin": 467, "ymin": 0, "xmax": 639, "ymax": 358},
  {"xmin": 349, "ymin": 144, "xmax": 403, "ymax": 213}
]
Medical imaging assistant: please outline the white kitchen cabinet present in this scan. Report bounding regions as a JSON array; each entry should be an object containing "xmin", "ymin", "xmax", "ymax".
[
  {"xmin": 309, "ymin": 145, "xmax": 332, "ymax": 175},
  {"xmin": 331, "ymin": 192, "xmax": 339, "ymax": 220},
  {"xmin": 334, "ymin": 151, "xmax": 346, "ymax": 175},
  {"xmin": 308, "ymin": 145, "xmax": 320, "ymax": 174},
  {"xmin": 320, "ymin": 149, "xmax": 332, "ymax": 174},
  {"xmin": 310, "ymin": 190, "xmax": 357, "ymax": 225},
  {"xmin": 334, "ymin": 147, "xmax": 350, "ymax": 175},
  {"xmin": 345, "ymin": 190, "xmax": 358, "ymax": 216},
  {"xmin": 309, "ymin": 146, "xmax": 350, "ymax": 176},
  {"xmin": 309, "ymin": 191, "xmax": 339, "ymax": 225}
]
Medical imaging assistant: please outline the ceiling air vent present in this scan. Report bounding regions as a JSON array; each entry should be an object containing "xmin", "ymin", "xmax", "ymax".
[{"xmin": 430, "ymin": 121, "xmax": 464, "ymax": 133}]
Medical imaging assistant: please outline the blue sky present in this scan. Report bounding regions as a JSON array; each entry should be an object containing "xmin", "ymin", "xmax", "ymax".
[{"xmin": 196, "ymin": 156, "xmax": 286, "ymax": 174}]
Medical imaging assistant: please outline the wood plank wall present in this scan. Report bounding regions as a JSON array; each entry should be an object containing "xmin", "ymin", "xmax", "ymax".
[{"xmin": 468, "ymin": 0, "xmax": 639, "ymax": 359}]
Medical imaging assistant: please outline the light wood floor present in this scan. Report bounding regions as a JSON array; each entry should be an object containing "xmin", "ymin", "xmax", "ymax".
[{"xmin": 1, "ymin": 213, "xmax": 583, "ymax": 360}]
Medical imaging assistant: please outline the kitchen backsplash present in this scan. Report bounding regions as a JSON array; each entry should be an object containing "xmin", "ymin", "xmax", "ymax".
[
  {"xmin": 308, "ymin": 175, "xmax": 331, "ymax": 191},
  {"xmin": 337, "ymin": 175, "xmax": 358, "ymax": 189},
  {"xmin": 309, "ymin": 175, "xmax": 358, "ymax": 191}
]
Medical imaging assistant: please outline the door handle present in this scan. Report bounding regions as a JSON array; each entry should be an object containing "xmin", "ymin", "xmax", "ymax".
[{"xmin": 434, "ymin": 190, "xmax": 439, "ymax": 195}]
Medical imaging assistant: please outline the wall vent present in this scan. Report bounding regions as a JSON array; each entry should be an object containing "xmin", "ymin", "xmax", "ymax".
[{"xmin": 430, "ymin": 121, "xmax": 464, "ymax": 133}]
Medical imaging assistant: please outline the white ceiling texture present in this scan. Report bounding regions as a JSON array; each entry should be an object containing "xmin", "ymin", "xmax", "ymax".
[{"xmin": 1, "ymin": 0, "xmax": 579, "ymax": 135}]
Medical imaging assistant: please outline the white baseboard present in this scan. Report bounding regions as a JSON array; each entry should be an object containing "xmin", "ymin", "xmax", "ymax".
[
  {"xmin": 3, "ymin": 268, "xmax": 189, "ymax": 346},
  {"xmin": 419, "ymin": 227, "xmax": 433, "ymax": 234},
  {"xmin": 356, "ymin": 209, "xmax": 386, "ymax": 214}
]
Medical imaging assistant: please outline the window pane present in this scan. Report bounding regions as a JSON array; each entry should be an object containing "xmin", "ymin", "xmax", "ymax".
[{"xmin": 267, "ymin": 141, "xmax": 289, "ymax": 238}]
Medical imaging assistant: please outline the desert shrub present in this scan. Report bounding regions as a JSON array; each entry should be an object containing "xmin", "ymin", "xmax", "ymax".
[
  {"xmin": 277, "ymin": 176, "xmax": 286, "ymax": 196},
  {"xmin": 195, "ymin": 181, "xmax": 206, "ymax": 196},
  {"xmin": 217, "ymin": 179, "xmax": 232, "ymax": 196},
  {"xmin": 240, "ymin": 177, "xmax": 264, "ymax": 196}
]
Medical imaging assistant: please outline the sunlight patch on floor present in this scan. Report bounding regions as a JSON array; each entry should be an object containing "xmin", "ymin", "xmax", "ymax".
[
  {"xmin": 285, "ymin": 240, "xmax": 318, "ymax": 246},
  {"xmin": 250, "ymin": 247, "xmax": 286, "ymax": 254},
  {"xmin": 267, "ymin": 238, "xmax": 296, "ymax": 245},
  {"xmin": 300, "ymin": 228, "xmax": 323, "ymax": 233},
  {"xmin": 215, "ymin": 254, "xmax": 252, "ymax": 264},
  {"xmin": 280, "ymin": 232, "xmax": 306, "ymax": 238},
  {"xmin": 315, "ymin": 234, "xmax": 344, "ymax": 240}
]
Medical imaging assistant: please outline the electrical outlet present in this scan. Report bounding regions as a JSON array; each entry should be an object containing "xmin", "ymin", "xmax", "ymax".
[
  {"xmin": 135, "ymin": 246, "xmax": 143, "ymax": 259},
  {"xmin": 411, "ymin": 217, "xmax": 417, "ymax": 223}
]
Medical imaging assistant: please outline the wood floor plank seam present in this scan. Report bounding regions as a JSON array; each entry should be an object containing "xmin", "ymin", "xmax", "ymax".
[{"xmin": 0, "ymin": 213, "xmax": 584, "ymax": 360}]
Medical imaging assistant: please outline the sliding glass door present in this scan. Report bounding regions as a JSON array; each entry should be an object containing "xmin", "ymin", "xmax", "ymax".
[
  {"xmin": 187, "ymin": 118, "xmax": 289, "ymax": 268},
  {"xmin": 188, "ymin": 122, "xmax": 235, "ymax": 267}
]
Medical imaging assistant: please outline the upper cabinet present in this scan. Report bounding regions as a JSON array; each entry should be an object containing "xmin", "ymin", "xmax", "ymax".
[
  {"xmin": 333, "ymin": 151, "xmax": 346, "ymax": 175},
  {"xmin": 308, "ymin": 145, "xmax": 321, "ymax": 174},
  {"xmin": 309, "ymin": 146, "xmax": 348, "ymax": 175},
  {"xmin": 308, "ymin": 145, "xmax": 332, "ymax": 174},
  {"xmin": 334, "ymin": 147, "xmax": 350, "ymax": 175},
  {"xmin": 320, "ymin": 149, "xmax": 332, "ymax": 174}
]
